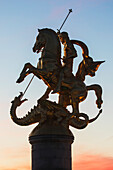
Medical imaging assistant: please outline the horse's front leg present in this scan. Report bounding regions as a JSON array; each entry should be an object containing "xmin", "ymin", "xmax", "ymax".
[
  {"xmin": 87, "ymin": 84, "xmax": 103, "ymax": 109},
  {"xmin": 16, "ymin": 63, "xmax": 34, "ymax": 83}
]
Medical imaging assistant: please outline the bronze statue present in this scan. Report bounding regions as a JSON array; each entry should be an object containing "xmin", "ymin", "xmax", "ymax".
[{"xmin": 10, "ymin": 28, "xmax": 104, "ymax": 130}]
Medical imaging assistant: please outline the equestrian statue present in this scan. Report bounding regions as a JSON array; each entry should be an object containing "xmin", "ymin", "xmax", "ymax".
[{"xmin": 10, "ymin": 28, "xmax": 104, "ymax": 130}]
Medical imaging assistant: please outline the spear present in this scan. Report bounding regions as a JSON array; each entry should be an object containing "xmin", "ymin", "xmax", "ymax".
[
  {"xmin": 21, "ymin": 9, "xmax": 73, "ymax": 98},
  {"xmin": 57, "ymin": 9, "xmax": 72, "ymax": 32}
]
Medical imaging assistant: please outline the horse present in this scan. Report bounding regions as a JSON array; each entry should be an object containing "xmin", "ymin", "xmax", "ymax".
[{"xmin": 16, "ymin": 28, "xmax": 104, "ymax": 119}]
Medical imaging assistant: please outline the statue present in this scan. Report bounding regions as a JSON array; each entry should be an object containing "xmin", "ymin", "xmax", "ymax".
[{"xmin": 10, "ymin": 28, "xmax": 104, "ymax": 130}]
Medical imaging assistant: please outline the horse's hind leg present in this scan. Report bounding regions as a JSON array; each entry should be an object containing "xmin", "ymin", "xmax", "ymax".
[
  {"xmin": 87, "ymin": 84, "xmax": 103, "ymax": 109},
  {"xmin": 71, "ymin": 97, "xmax": 79, "ymax": 116}
]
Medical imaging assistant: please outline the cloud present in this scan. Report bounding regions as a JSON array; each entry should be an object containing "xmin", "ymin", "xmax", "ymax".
[{"xmin": 73, "ymin": 154, "xmax": 113, "ymax": 170}]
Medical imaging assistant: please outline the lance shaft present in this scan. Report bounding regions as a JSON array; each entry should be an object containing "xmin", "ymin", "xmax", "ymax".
[
  {"xmin": 21, "ymin": 9, "xmax": 72, "ymax": 98},
  {"xmin": 22, "ymin": 75, "xmax": 35, "ymax": 97},
  {"xmin": 58, "ymin": 9, "xmax": 72, "ymax": 32}
]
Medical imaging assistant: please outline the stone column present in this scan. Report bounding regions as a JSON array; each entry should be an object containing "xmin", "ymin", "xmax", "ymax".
[{"xmin": 29, "ymin": 122, "xmax": 74, "ymax": 170}]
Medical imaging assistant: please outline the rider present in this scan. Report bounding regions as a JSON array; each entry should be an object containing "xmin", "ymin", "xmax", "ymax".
[{"xmin": 52, "ymin": 31, "xmax": 77, "ymax": 94}]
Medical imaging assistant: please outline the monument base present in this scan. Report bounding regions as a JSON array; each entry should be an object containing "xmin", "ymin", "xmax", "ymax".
[{"xmin": 29, "ymin": 122, "xmax": 74, "ymax": 170}]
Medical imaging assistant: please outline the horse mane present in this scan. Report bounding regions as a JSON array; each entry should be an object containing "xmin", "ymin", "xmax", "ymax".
[
  {"xmin": 40, "ymin": 28, "xmax": 60, "ymax": 44},
  {"xmin": 39, "ymin": 28, "xmax": 61, "ymax": 64},
  {"xmin": 40, "ymin": 28, "xmax": 58, "ymax": 36}
]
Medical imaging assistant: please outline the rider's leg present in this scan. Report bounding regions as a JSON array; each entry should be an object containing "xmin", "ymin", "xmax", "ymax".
[{"xmin": 52, "ymin": 69, "xmax": 64, "ymax": 94}]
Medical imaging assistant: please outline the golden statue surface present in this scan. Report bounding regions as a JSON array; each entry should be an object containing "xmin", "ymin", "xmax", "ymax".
[{"xmin": 10, "ymin": 28, "xmax": 104, "ymax": 132}]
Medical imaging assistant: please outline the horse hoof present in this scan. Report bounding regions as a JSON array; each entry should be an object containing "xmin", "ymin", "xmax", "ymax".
[
  {"xmin": 96, "ymin": 99, "xmax": 103, "ymax": 109},
  {"xmin": 97, "ymin": 104, "xmax": 101, "ymax": 109},
  {"xmin": 16, "ymin": 77, "xmax": 24, "ymax": 83}
]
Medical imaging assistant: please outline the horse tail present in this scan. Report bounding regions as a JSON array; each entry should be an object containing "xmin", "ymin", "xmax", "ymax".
[{"xmin": 71, "ymin": 40, "xmax": 89, "ymax": 59}]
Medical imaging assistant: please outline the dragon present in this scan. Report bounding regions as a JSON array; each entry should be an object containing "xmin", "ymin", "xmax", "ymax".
[{"xmin": 10, "ymin": 92, "xmax": 102, "ymax": 129}]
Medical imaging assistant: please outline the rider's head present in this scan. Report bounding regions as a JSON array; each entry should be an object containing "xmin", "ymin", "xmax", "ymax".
[{"xmin": 58, "ymin": 32, "xmax": 69, "ymax": 44}]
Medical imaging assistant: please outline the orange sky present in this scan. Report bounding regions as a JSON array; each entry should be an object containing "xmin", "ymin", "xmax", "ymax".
[
  {"xmin": 0, "ymin": 0, "xmax": 113, "ymax": 169},
  {"xmin": 73, "ymin": 154, "xmax": 113, "ymax": 170},
  {"xmin": 1, "ymin": 153, "xmax": 113, "ymax": 170}
]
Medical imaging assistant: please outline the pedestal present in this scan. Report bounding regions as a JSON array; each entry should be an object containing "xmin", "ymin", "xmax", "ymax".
[{"xmin": 29, "ymin": 122, "xmax": 74, "ymax": 170}]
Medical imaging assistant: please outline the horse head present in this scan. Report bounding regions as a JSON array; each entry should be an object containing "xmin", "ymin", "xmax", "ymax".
[
  {"xmin": 32, "ymin": 29, "xmax": 46, "ymax": 53},
  {"xmin": 32, "ymin": 28, "xmax": 61, "ymax": 55}
]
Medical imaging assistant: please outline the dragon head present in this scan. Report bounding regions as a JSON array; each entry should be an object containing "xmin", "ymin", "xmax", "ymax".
[
  {"xmin": 84, "ymin": 56, "xmax": 105, "ymax": 77},
  {"xmin": 11, "ymin": 92, "xmax": 28, "ymax": 107}
]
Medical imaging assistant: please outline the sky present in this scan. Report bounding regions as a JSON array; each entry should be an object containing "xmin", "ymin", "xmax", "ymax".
[{"xmin": 0, "ymin": 0, "xmax": 113, "ymax": 169}]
